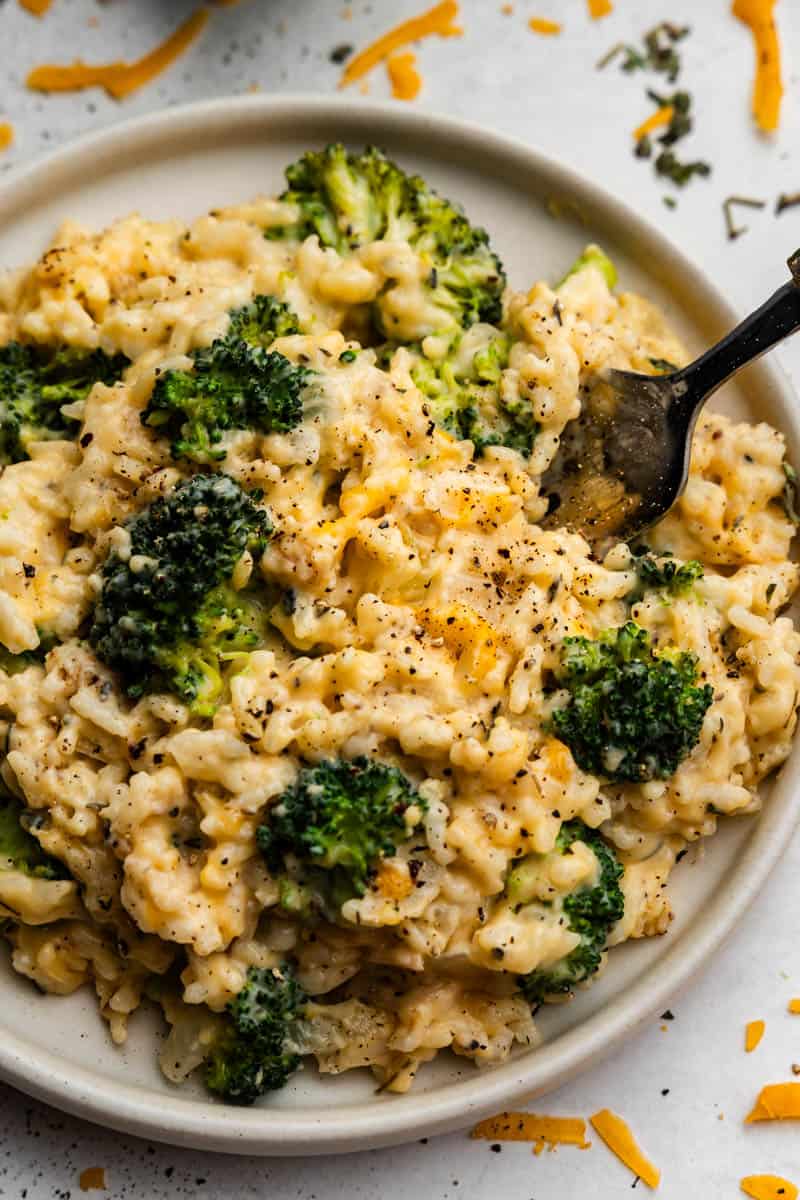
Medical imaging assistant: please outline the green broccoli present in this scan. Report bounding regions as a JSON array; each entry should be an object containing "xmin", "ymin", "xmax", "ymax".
[
  {"xmin": 0, "ymin": 629, "xmax": 58, "ymax": 677},
  {"xmin": 0, "ymin": 782, "xmax": 68, "ymax": 880},
  {"xmin": 89, "ymin": 473, "xmax": 272, "ymax": 715},
  {"xmin": 628, "ymin": 552, "xmax": 703, "ymax": 601},
  {"xmin": 549, "ymin": 622, "xmax": 713, "ymax": 782},
  {"xmin": 514, "ymin": 819, "xmax": 624, "ymax": 1005},
  {"xmin": 142, "ymin": 296, "xmax": 310, "ymax": 463},
  {"xmin": 557, "ymin": 244, "xmax": 618, "ymax": 290},
  {"xmin": 0, "ymin": 341, "xmax": 129, "ymax": 465},
  {"xmin": 398, "ymin": 329, "xmax": 537, "ymax": 456},
  {"xmin": 205, "ymin": 964, "xmax": 307, "ymax": 1105},
  {"xmin": 257, "ymin": 757, "xmax": 426, "ymax": 902},
  {"xmin": 269, "ymin": 144, "xmax": 505, "ymax": 338}
]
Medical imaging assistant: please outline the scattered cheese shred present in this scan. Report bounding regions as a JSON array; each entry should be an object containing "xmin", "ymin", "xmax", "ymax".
[
  {"xmin": 0, "ymin": 123, "xmax": 13, "ymax": 152},
  {"xmin": 587, "ymin": 0, "xmax": 613, "ymax": 18},
  {"xmin": 741, "ymin": 1176, "xmax": 799, "ymax": 1200},
  {"xmin": 26, "ymin": 8, "xmax": 209, "ymax": 100},
  {"xmin": 471, "ymin": 1111, "xmax": 590, "ymax": 1154},
  {"xmin": 732, "ymin": 0, "xmax": 783, "ymax": 132},
  {"xmin": 589, "ymin": 1109, "xmax": 661, "ymax": 1190},
  {"xmin": 19, "ymin": 0, "xmax": 52, "ymax": 14},
  {"xmin": 386, "ymin": 51, "xmax": 422, "ymax": 100},
  {"xmin": 340, "ymin": 0, "xmax": 461, "ymax": 87},
  {"xmin": 746, "ymin": 1019, "xmax": 766, "ymax": 1052},
  {"xmin": 78, "ymin": 1167, "xmax": 107, "ymax": 1192},
  {"xmin": 633, "ymin": 105, "xmax": 674, "ymax": 142},
  {"xmin": 528, "ymin": 17, "xmax": 561, "ymax": 35},
  {"xmin": 746, "ymin": 1083, "xmax": 800, "ymax": 1122},
  {"xmin": 788, "ymin": 999, "xmax": 800, "ymax": 1014}
]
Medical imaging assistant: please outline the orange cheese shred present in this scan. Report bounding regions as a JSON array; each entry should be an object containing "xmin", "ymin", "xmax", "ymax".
[
  {"xmin": 746, "ymin": 1019, "xmax": 766, "ymax": 1052},
  {"xmin": 341, "ymin": 0, "xmax": 461, "ymax": 87},
  {"xmin": 788, "ymin": 999, "xmax": 800, "ymax": 1014},
  {"xmin": 19, "ymin": 0, "xmax": 52, "ymax": 14},
  {"xmin": 747, "ymin": 1083, "xmax": 800, "ymax": 1122},
  {"xmin": 587, "ymin": 0, "xmax": 613, "ymax": 18},
  {"xmin": 633, "ymin": 105, "xmax": 674, "ymax": 142},
  {"xmin": 528, "ymin": 18, "xmax": 561, "ymax": 35},
  {"xmin": 0, "ymin": 123, "xmax": 13, "ymax": 152},
  {"xmin": 732, "ymin": 0, "xmax": 783, "ymax": 132},
  {"xmin": 386, "ymin": 52, "xmax": 422, "ymax": 100},
  {"xmin": 471, "ymin": 1111, "xmax": 590, "ymax": 1154},
  {"xmin": 78, "ymin": 1168, "xmax": 107, "ymax": 1192},
  {"xmin": 741, "ymin": 1177, "xmax": 799, "ymax": 1200},
  {"xmin": 27, "ymin": 8, "xmax": 209, "ymax": 100},
  {"xmin": 589, "ymin": 1109, "xmax": 660, "ymax": 1189}
]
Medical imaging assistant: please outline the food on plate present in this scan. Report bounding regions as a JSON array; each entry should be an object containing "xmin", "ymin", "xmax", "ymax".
[{"xmin": 0, "ymin": 144, "xmax": 797, "ymax": 1104}]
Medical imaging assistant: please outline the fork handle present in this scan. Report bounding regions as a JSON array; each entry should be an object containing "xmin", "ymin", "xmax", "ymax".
[{"xmin": 671, "ymin": 249, "xmax": 800, "ymax": 411}]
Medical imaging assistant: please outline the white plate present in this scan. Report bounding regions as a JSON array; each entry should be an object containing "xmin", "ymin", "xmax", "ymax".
[{"xmin": 0, "ymin": 95, "xmax": 797, "ymax": 1156}]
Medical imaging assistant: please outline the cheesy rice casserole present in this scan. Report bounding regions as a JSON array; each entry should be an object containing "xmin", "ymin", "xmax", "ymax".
[{"xmin": 0, "ymin": 146, "xmax": 797, "ymax": 1103}]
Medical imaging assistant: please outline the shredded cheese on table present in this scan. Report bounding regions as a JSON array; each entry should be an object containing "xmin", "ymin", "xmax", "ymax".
[
  {"xmin": 0, "ymin": 123, "xmax": 13, "ymax": 152},
  {"xmin": 528, "ymin": 18, "xmax": 561, "ymax": 35},
  {"xmin": 741, "ymin": 1177, "xmax": 799, "ymax": 1200},
  {"xmin": 745, "ymin": 1019, "xmax": 766, "ymax": 1052},
  {"xmin": 386, "ymin": 52, "xmax": 422, "ymax": 100},
  {"xmin": 340, "ymin": 0, "xmax": 462, "ymax": 87},
  {"xmin": 788, "ymin": 998, "xmax": 800, "ymax": 1014},
  {"xmin": 26, "ymin": 9, "xmax": 209, "ymax": 100},
  {"xmin": 732, "ymin": 0, "xmax": 783, "ymax": 132},
  {"xmin": 633, "ymin": 105, "xmax": 674, "ymax": 142},
  {"xmin": 587, "ymin": 0, "xmax": 613, "ymax": 18},
  {"xmin": 589, "ymin": 1109, "xmax": 660, "ymax": 1189},
  {"xmin": 78, "ymin": 1168, "xmax": 107, "ymax": 1192},
  {"xmin": 746, "ymin": 1083, "xmax": 800, "ymax": 1122},
  {"xmin": 471, "ymin": 1111, "xmax": 590, "ymax": 1154}
]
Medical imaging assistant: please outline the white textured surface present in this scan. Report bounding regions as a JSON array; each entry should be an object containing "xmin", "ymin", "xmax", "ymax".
[{"xmin": 1, "ymin": 0, "xmax": 800, "ymax": 1194}]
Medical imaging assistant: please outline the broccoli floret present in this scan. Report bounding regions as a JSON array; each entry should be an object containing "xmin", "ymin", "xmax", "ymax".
[
  {"xmin": 205, "ymin": 964, "xmax": 306, "ymax": 1105},
  {"xmin": 257, "ymin": 757, "xmax": 426, "ymax": 901},
  {"xmin": 89, "ymin": 473, "xmax": 272, "ymax": 715},
  {"xmin": 0, "ymin": 342, "xmax": 129, "ymax": 465},
  {"xmin": 226, "ymin": 295, "xmax": 301, "ymax": 346},
  {"xmin": 270, "ymin": 145, "xmax": 505, "ymax": 338},
  {"xmin": 549, "ymin": 621, "xmax": 713, "ymax": 782},
  {"xmin": 0, "ymin": 782, "xmax": 68, "ymax": 880},
  {"xmin": 401, "ymin": 328, "xmax": 537, "ymax": 456},
  {"xmin": 557, "ymin": 244, "xmax": 618, "ymax": 290},
  {"xmin": 628, "ymin": 552, "xmax": 703, "ymax": 601},
  {"xmin": 142, "ymin": 297, "xmax": 310, "ymax": 463},
  {"xmin": 0, "ymin": 629, "xmax": 58, "ymax": 677},
  {"xmin": 515, "ymin": 820, "xmax": 624, "ymax": 1005}
]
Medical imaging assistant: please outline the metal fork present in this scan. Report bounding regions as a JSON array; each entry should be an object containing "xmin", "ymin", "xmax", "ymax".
[{"xmin": 539, "ymin": 249, "xmax": 800, "ymax": 552}]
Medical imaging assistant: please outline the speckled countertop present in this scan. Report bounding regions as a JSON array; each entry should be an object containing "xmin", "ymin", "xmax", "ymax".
[{"xmin": 2, "ymin": 2, "xmax": 800, "ymax": 1196}]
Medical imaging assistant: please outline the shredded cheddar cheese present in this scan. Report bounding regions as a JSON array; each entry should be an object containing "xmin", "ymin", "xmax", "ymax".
[
  {"xmin": 732, "ymin": 0, "xmax": 783, "ymax": 132},
  {"xmin": 788, "ymin": 998, "xmax": 800, "ymax": 1014},
  {"xmin": 471, "ymin": 1111, "xmax": 590, "ymax": 1153},
  {"xmin": 741, "ymin": 1177, "xmax": 799, "ymax": 1200},
  {"xmin": 78, "ymin": 1168, "xmax": 107, "ymax": 1192},
  {"xmin": 19, "ymin": 0, "xmax": 52, "ymax": 13},
  {"xmin": 746, "ymin": 1019, "xmax": 766, "ymax": 1052},
  {"xmin": 528, "ymin": 17, "xmax": 561, "ymax": 35},
  {"xmin": 0, "ymin": 123, "xmax": 13, "ymax": 152},
  {"xmin": 590, "ymin": 1109, "xmax": 660, "ymax": 1189},
  {"xmin": 633, "ymin": 105, "xmax": 674, "ymax": 142},
  {"xmin": 340, "ymin": 0, "xmax": 461, "ymax": 88},
  {"xmin": 27, "ymin": 9, "xmax": 209, "ymax": 100},
  {"xmin": 587, "ymin": 0, "xmax": 613, "ymax": 18},
  {"xmin": 746, "ymin": 1083, "xmax": 800, "ymax": 1122},
  {"xmin": 386, "ymin": 52, "xmax": 422, "ymax": 100}
]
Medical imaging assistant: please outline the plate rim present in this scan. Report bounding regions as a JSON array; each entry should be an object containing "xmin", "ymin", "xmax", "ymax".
[{"xmin": 0, "ymin": 92, "xmax": 797, "ymax": 1155}]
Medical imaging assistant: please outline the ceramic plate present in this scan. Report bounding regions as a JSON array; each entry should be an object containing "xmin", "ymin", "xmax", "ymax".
[{"xmin": 0, "ymin": 95, "xmax": 797, "ymax": 1155}]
